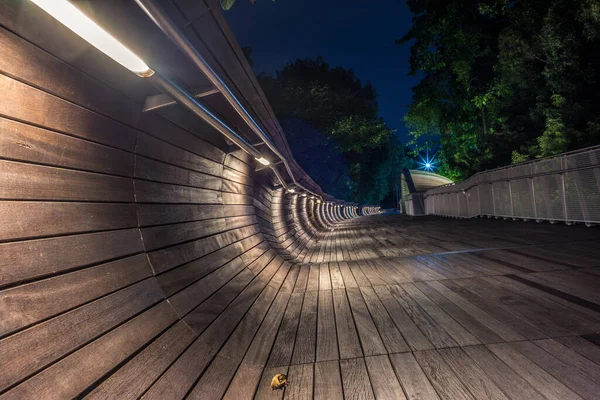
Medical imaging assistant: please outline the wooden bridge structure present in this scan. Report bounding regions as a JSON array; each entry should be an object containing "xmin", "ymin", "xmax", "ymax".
[{"xmin": 1, "ymin": 1, "xmax": 600, "ymax": 399}]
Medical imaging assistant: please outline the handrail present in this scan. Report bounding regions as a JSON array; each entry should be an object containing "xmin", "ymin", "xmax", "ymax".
[
  {"xmin": 429, "ymin": 144, "xmax": 600, "ymax": 193},
  {"xmin": 148, "ymin": 72, "xmax": 263, "ymax": 160},
  {"xmin": 134, "ymin": 0, "xmax": 325, "ymax": 201},
  {"xmin": 423, "ymin": 145, "xmax": 600, "ymax": 225}
]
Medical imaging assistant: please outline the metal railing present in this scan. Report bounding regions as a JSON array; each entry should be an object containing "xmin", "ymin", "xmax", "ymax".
[
  {"xmin": 135, "ymin": 0, "xmax": 327, "ymax": 201},
  {"xmin": 424, "ymin": 145, "xmax": 600, "ymax": 226}
]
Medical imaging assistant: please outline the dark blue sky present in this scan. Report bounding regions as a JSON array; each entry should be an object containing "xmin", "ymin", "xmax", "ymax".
[{"xmin": 224, "ymin": 0, "xmax": 420, "ymax": 144}]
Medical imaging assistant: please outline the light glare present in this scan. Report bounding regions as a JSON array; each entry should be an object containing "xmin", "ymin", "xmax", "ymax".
[
  {"xmin": 255, "ymin": 157, "xmax": 270, "ymax": 166},
  {"xmin": 30, "ymin": 0, "xmax": 152, "ymax": 76}
]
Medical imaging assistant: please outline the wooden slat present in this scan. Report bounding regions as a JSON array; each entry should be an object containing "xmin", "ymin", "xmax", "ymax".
[
  {"xmin": 346, "ymin": 288, "xmax": 387, "ymax": 356},
  {"xmin": 437, "ymin": 347, "xmax": 509, "ymax": 400},
  {"xmin": 316, "ymin": 290, "xmax": 339, "ymax": 362},
  {"xmin": 487, "ymin": 343, "xmax": 582, "ymax": 400},
  {"xmin": 0, "ymin": 74, "xmax": 136, "ymax": 151},
  {"xmin": 0, "ymin": 278, "xmax": 163, "ymax": 392},
  {"xmin": 508, "ymin": 341, "xmax": 600, "ymax": 399},
  {"xmin": 314, "ymin": 361, "xmax": 343, "ymax": 400},
  {"xmin": 0, "ymin": 117, "xmax": 133, "ymax": 176},
  {"xmin": 0, "ymin": 229, "xmax": 143, "ymax": 288},
  {"xmin": 267, "ymin": 293, "xmax": 303, "ymax": 367},
  {"xmin": 285, "ymin": 363, "xmax": 313, "ymax": 400},
  {"xmin": 292, "ymin": 291, "xmax": 318, "ymax": 365},
  {"xmin": 0, "ymin": 254, "xmax": 152, "ymax": 336},
  {"xmin": 389, "ymin": 352, "xmax": 440, "ymax": 400},
  {"xmin": 0, "ymin": 201, "xmax": 136, "ymax": 241},
  {"xmin": 86, "ymin": 321, "xmax": 196, "ymax": 400},
  {"xmin": 462, "ymin": 345, "xmax": 546, "ymax": 400},
  {"xmin": 364, "ymin": 355, "xmax": 407, "ymax": 400},
  {"xmin": 3, "ymin": 301, "xmax": 177, "ymax": 399},
  {"xmin": 340, "ymin": 358, "xmax": 375, "ymax": 400},
  {"xmin": 222, "ymin": 364, "xmax": 262, "ymax": 400},
  {"xmin": 332, "ymin": 289, "xmax": 362, "ymax": 359},
  {"xmin": 0, "ymin": 160, "xmax": 133, "ymax": 202},
  {"xmin": 373, "ymin": 285, "xmax": 433, "ymax": 351}
]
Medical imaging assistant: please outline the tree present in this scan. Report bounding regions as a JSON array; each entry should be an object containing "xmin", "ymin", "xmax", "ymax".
[
  {"xmin": 258, "ymin": 58, "xmax": 409, "ymax": 203},
  {"xmin": 400, "ymin": 0, "xmax": 600, "ymax": 180}
]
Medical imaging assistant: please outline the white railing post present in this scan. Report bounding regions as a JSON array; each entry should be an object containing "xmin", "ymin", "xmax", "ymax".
[
  {"xmin": 508, "ymin": 180, "xmax": 514, "ymax": 218},
  {"xmin": 477, "ymin": 185, "xmax": 482, "ymax": 216},
  {"xmin": 530, "ymin": 178, "xmax": 537, "ymax": 220},
  {"xmin": 560, "ymin": 156, "xmax": 568, "ymax": 223},
  {"xmin": 491, "ymin": 183, "xmax": 496, "ymax": 216}
]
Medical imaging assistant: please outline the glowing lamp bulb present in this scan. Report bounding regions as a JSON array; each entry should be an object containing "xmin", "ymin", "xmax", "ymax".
[
  {"xmin": 317, "ymin": 200, "xmax": 322, "ymax": 203},
  {"xmin": 288, "ymin": 188, "xmax": 295, "ymax": 193},
  {"xmin": 425, "ymin": 163, "xmax": 431, "ymax": 168},
  {"xmin": 30, "ymin": 0, "xmax": 153, "ymax": 77},
  {"xmin": 255, "ymin": 157, "xmax": 270, "ymax": 166}
]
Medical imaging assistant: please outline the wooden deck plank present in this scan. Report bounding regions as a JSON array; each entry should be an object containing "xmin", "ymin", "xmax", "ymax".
[
  {"xmin": 346, "ymin": 288, "xmax": 387, "ymax": 356},
  {"xmin": 314, "ymin": 360, "xmax": 343, "ymax": 400},
  {"xmin": 285, "ymin": 363, "xmax": 313, "ymax": 400},
  {"xmin": 364, "ymin": 355, "xmax": 407, "ymax": 400},
  {"xmin": 424, "ymin": 280, "xmax": 524, "ymax": 342},
  {"xmin": 487, "ymin": 343, "xmax": 582, "ymax": 400},
  {"xmin": 414, "ymin": 281, "xmax": 503, "ymax": 344},
  {"xmin": 292, "ymin": 291, "xmax": 318, "ymax": 365},
  {"xmin": 389, "ymin": 352, "xmax": 440, "ymax": 400},
  {"xmin": 436, "ymin": 347, "xmax": 509, "ymax": 400},
  {"xmin": 267, "ymin": 293, "xmax": 304, "ymax": 367},
  {"xmin": 332, "ymin": 289, "xmax": 363, "ymax": 359},
  {"xmin": 413, "ymin": 350, "xmax": 475, "ymax": 400},
  {"xmin": 360, "ymin": 286, "xmax": 410, "ymax": 353},
  {"xmin": 316, "ymin": 290, "xmax": 339, "ymax": 362},
  {"xmin": 340, "ymin": 358, "xmax": 375, "ymax": 400},
  {"xmin": 509, "ymin": 340, "xmax": 600, "ymax": 400},
  {"xmin": 462, "ymin": 345, "xmax": 546, "ymax": 400}
]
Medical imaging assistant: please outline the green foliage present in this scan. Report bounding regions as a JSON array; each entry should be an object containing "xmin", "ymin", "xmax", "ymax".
[
  {"xmin": 401, "ymin": 0, "xmax": 600, "ymax": 180},
  {"xmin": 258, "ymin": 58, "xmax": 409, "ymax": 203},
  {"xmin": 220, "ymin": 0, "xmax": 239, "ymax": 11},
  {"xmin": 511, "ymin": 151, "xmax": 529, "ymax": 164},
  {"xmin": 221, "ymin": 0, "xmax": 276, "ymax": 11}
]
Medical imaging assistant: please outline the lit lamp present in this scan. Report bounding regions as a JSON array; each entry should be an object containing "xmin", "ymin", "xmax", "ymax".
[
  {"xmin": 30, "ymin": 0, "xmax": 153, "ymax": 77},
  {"xmin": 30, "ymin": 0, "xmax": 274, "ymax": 171},
  {"xmin": 255, "ymin": 157, "xmax": 270, "ymax": 166}
]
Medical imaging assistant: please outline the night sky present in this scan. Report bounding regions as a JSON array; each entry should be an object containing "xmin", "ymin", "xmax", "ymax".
[{"xmin": 224, "ymin": 0, "xmax": 420, "ymax": 144}]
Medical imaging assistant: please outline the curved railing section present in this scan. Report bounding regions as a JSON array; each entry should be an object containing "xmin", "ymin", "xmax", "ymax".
[{"xmin": 424, "ymin": 145, "xmax": 600, "ymax": 226}]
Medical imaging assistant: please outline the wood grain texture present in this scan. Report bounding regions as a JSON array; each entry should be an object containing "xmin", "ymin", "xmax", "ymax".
[
  {"xmin": 364, "ymin": 355, "xmax": 407, "ymax": 400},
  {"xmin": 333, "ymin": 288, "xmax": 363, "ymax": 359},
  {"xmin": 314, "ymin": 361, "xmax": 343, "ymax": 400},
  {"xmin": 389, "ymin": 352, "xmax": 440, "ymax": 400},
  {"xmin": 340, "ymin": 358, "xmax": 375, "ymax": 400},
  {"xmin": 413, "ymin": 350, "xmax": 475, "ymax": 400}
]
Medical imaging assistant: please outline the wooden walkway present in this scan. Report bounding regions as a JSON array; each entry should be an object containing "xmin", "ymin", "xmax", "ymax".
[
  {"xmin": 2, "ymin": 2, "xmax": 600, "ymax": 397},
  {"xmin": 133, "ymin": 215, "xmax": 600, "ymax": 400},
  {"xmin": 211, "ymin": 215, "xmax": 600, "ymax": 400}
]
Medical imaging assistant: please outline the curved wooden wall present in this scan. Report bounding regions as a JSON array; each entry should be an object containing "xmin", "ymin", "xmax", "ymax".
[{"xmin": 0, "ymin": 12, "xmax": 358, "ymax": 398}]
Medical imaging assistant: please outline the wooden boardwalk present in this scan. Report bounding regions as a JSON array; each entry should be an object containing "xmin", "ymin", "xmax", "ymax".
[
  {"xmin": 199, "ymin": 215, "xmax": 600, "ymax": 400},
  {"xmin": 123, "ymin": 215, "xmax": 600, "ymax": 400},
  {"xmin": 2, "ymin": 2, "xmax": 600, "ymax": 398}
]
